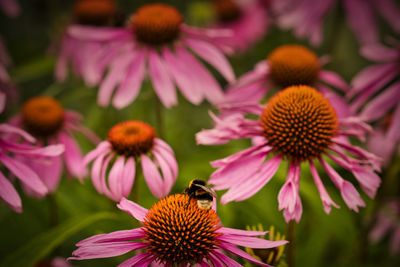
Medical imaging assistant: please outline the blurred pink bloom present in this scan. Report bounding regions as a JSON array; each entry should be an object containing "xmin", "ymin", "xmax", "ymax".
[
  {"xmin": 272, "ymin": 0, "xmax": 400, "ymax": 46},
  {"xmin": 219, "ymin": 45, "xmax": 351, "ymax": 118},
  {"xmin": 197, "ymin": 85, "xmax": 381, "ymax": 223},
  {"xmin": 55, "ymin": 0, "xmax": 120, "ymax": 86},
  {"xmin": 64, "ymin": 3, "xmax": 235, "ymax": 109},
  {"xmin": 9, "ymin": 96, "xmax": 98, "ymax": 195},
  {"xmin": 0, "ymin": 36, "xmax": 17, "ymax": 113},
  {"xmin": 369, "ymin": 199, "xmax": 400, "ymax": 254},
  {"xmin": 34, "ymin": 257, "xmax": 74, "ymax": 267},
  {"xmin": 84, "ymin": 120, "xmax": 178, "ymax": 201},
  {"xmin": 70, "ymin": 195, "xmax": 287, "ymax": 266},
  {"xmin": 0, "ymin": 0, "xmax": 20, "ymax": 17},
  {"xmin": 210, "ymin": 0, "xmax": 270, "ymax": 53},
  {"xmin": 349, "ymin": 40, "xmax": 400, "ymax": 165},
  {"xmin": 0, "ymin": 124, "xmax": 64, "ymax": 213}
]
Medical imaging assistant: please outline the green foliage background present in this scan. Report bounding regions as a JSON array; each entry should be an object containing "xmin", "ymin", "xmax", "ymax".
[{"xmin": 0, "ymin": 0, "xmax": 399, "ymax": 266}]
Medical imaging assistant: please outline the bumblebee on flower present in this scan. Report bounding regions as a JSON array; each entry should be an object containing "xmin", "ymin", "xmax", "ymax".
[{"xmin": 70, "ymin": 194, "xmax": 287, "ymax": 266}]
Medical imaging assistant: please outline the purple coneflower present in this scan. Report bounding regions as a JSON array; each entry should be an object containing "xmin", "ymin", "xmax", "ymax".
[
  {"xmin": 0, "ymin": 36, "xmax": 17, "ymax": 113},
  {"xmin": 271, "ymin": 0, "xmax": 400, "ymax": 46},
  {"xmin": 0, "ymin": 0, "xmax": 19, "ymax": 17},
  {"xmin": 219, "ymin": 44, "xmax": 351, "ymax": 118},
  {"xmin": 56, "ymin": 0, "xmax": 120, "ymax": 86},
  {"xmin": 198, "ymin": 85, "xmax": 381, "ymax": 222},
  {"xmin": 9, "ymin": 96, "xmax": 98, "ymax": 195},
  {"xmin": 0, "ymin": 123, "xmax": 64, "ymax": 213},
  {"xmin": 348, "ymin": 41, "xmax": 400, "ymax": 165},
  {"xmin": 70, "ymin": 194, "xmax": 287, "ymax": 266},
  {"xmin": 84, "ymin": 120, "xmax": 178, "ymax": 201},
  {"xmin": 369, "ymin": 199, "xmax": 400, "ymax": 254},
  {"xmin": 210, "ymin": 0, "xmax": 269, "ymax": 53},
  {"xmin": 66, "ymin": 2, "xmax": 235, "ymax": 109}
]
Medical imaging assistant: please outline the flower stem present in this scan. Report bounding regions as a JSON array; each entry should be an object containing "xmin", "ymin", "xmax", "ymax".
[
  {"xmin": 47, "ymin": 193, "xmax": 58, "ymax": 227},
  {"xmin": 155, "ymin": 98, "xmax": 165, "ymax": 140},
  {"xmin": 287, "ymin": 220, "xmax": 296, "ymax": 267}
]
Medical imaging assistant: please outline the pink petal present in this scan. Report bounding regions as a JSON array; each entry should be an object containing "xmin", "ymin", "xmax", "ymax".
[
  {"xmin": 219, "ymin": 243, "xmax": 272, "ymax": 267},
  {"xmin": 361, "ymin": 43, "xmax": 399, "ymax": 62},
  {"xmin": 0, "ymin": 141, "xmax": 65, "ymax": 157},
  {"xmin": 153, "ymin": 138, "xmax": 178, "ymax": 178},
  {"xmin": 0, "ymin": 92, "xmax": 5, "ymax": 113},
  {"xmin": 117, "ymin": 198, "xmax": 148, "ymax": 222},
  {"xmin": 309, "ymin": 160, "xmax": 339, "ymax": 214},
  {"xmin": 387, "ymin": 98, "xmax": 400, "ymax": 141},
  {"xmin": 84, "ymin": 141, "xmax": 112, "ymax": 166},
  {"xmin": 220, "ymin": 155, "xmax": 281, "ymax": 203},
  {"xmin": 148, "ymin": 49, "xmax": 177, "ymax": 108},
  {"xmin": 98, "ymin": 53, "xmax": 134, "ymax": 106},
  {"xmin": 121, "ymin": 157, "xmax": 135, "ymax": 198},
  {"xmin": 108, "ymin": 156, "xmax": 125, "ymax": 201},
  {"xmin": 90, "ymin": 151, "xmax": 108, "ymax": 194},
  {"xmin": 162, "ymin": 47, "xmax": 203, "ymax": 105},
  {"xmin": 0, "ymin": 0, "xmax": 20, "ymax": 17},
  {"xmin": 319, "ymin": 158, "xmax": 365, "ymax": 212},
  {"xmin": 374, "ymin": 0, "xmax": 400, "ymax": 32},
  {"xmin": 68, "ymin": 25, "xmax": 131, "ymax": 41},
  {"xmin": 70, "ymin": 241, "xmax": 147, "ymax": 260},
  {"xmin": 211, "ymin": 147, "xmax": 270, "ymax": 191},
  {"xmin": 141, "ymin": 154, "xmax": 165, "ymax": 198},
  {"xmin": 31, "ymin": 154, "xmax": 62, "ymax": 193},
  {"xmin": 99, "ymin": 153, "xmax": 114, "ymax": 199},
  {"xmin": 0, "ymin": 154, "xmax": 48, "ymax": 197},
  {"xmin": 77, "ymin": 228, "xmax": 146, "ymax": 246},
  {"xmin": 175, "ymin": 46, "xmax": 224, "ymax": 104},
  {"xmin": 278, "ymin": 164, "xmax": 298, "ymax": 213},
  {"xmin": 118, "ymin": 253, "xmax": 153, "ymax": 267},
  {"xmin": 151, "ymin": 149, "xmax": 174, "ymax": 196},
  {"xmin": 218, "ymin": 234, "xmax": 287, "ymax": 249},
  {"xmin": 0, "ymin": 123, "xmax": 35, "ymax": 143},
  {"xmin": 352, "ymin": 169, "xmax": 381, "ymax": 198},
  {"xmin": 318, "ymin": 70, "xmax": 349, "ymax": 92},
  {"xmin": 360, "ymin": 82, "xmax": 400, "ymax": 121},
  {"xmin": 344, "ymin": 0, "xmax": 378, "ymax": 44},
  {"xmin": 55, "ymin": 36, "xmax": 72, "ymax": 82},
  {"xmin": 218, "ymin": 227, "xmax": 267, "ymax": 237},
  {"xmin": 209, "ymin": 251, "xmax": 241, "ymax": 267},
  {"xmin": 58, "ymin": 133, "xmax": 87, "ymax": 180},
  {"xmin": 112, "ymin": 49, "xmax": 147, "ymax": 109},
  {"xmin": 318, "ymin": 85, "xmax": 353, "ymax": 118},
  {"xmin": 184, "ymin": 38, "xmax": 235, "ymax": 83},
  {"xmin": 0, "ymin": 171, "xmax": 22, "ymax": 213},
  {"xmin": 349, "ymin": 63, "xmax": 397, "ymax": 98},
  {"xmin": 367, "ymin": 128, "xmax": 395, "ymax": 166}
]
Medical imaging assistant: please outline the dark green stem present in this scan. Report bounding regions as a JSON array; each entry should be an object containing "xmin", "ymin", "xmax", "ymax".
[
  {"xmin": 287, "ymin": 220, "xmax": 296, "ymax": 267},
  {"xmin": 47, "ymin": 193, "xmax": 58, "ymax": 227},
  {"xmin": 155, "ymin": 98, "xmax": 165, "ymax": 140}
]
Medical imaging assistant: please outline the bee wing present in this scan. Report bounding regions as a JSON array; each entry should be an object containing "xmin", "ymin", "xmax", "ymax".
[{"xmin": 197, "ymin": 184, "xmax": 217, "ymax": 198}]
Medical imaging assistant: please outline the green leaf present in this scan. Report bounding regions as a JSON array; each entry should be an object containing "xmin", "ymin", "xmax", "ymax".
[{"xmin": 0, "ymin": 212, "xmax": 118, "ymax": 267}]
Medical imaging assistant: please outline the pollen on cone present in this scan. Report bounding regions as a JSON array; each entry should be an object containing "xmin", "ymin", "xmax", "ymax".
[
  {"xmin": 142, "ymin": 194, "xmax": 222, "ymax": 265},
  {"xmin": 108, "ymin": 120, "xmax": 155, "ymax": 157},
  {"xmin": 268, "ymin": 45, "xmax": 320, "ymax": 87},
  {"xmin": 260, "ymin": 85, "xmax": 338, "ymax": 161},
  {"xmin": 22, "ymin": 96, "xmax": 64, "ymax": 137},
  {"xmin": 131, "ymin": 4, "xmax": 183, "ymax": 45}
]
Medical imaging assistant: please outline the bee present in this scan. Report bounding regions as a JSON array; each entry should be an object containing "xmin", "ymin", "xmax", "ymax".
[{"xmin": 184, "ymin": 179, "xmax": 217, "ymax": 210}]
